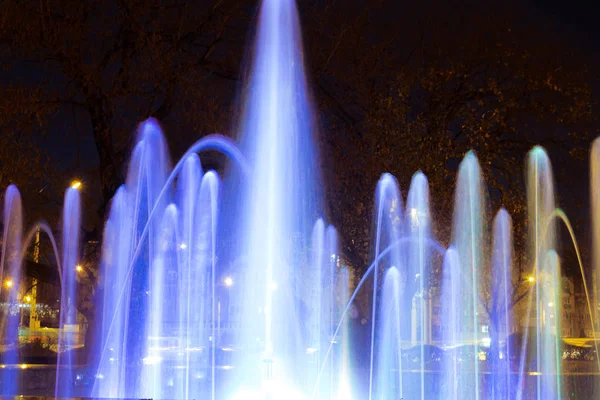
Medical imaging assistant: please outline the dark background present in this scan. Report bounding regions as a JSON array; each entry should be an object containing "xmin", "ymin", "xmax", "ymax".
[{"xmin": 0, "ymin": 0, "xmax": 599, "ymax": 279}]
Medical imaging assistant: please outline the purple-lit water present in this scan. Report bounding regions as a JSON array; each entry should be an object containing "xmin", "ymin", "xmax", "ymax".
[
  {"xmin": 0, "ymin": 185, "xmax": 23, "ymax": 395},
  {"xmin": 490, "ymin": 209, "xmax": 514, "ymax": 400},
  {"xmin": 56, "ymin": 187, "xmax": 81, "ymax": 397},
  {"xmin": 0, "ymin": 0, "xmax": 599, "ymax": 398},
  {"xmin": 231, "ymin": 0, "xmax": 324, "ymax": 396},
  {"xmin": 0, "ymin": 184, "xmax": 81, "ymax": 396}
]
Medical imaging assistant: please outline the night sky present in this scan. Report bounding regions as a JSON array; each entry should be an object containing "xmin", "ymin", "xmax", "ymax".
[{"xmin": 33, "ymin": 0, "xmax": 600, "ymax": 165}]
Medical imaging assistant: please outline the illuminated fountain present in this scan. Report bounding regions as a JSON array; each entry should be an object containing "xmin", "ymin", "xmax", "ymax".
[
  {"xmin": 1, "ymin": 0, "xmax": 600, "ymax": 398},
  {"xmin": 526, "ymin": 147, "xmax": 561, "ymax": 400},
  {"xmin": 230, "ymin": 0, "xmax": 326, "ymax": 396},
  {"xmin": 0, "ymin": 184, "xmax": 81, "ymax": 397}
]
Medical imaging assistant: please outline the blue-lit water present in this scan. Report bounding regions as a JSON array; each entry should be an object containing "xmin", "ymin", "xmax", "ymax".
[
  {"xmin": 0, "ymin": 185, "xmax": 23, "ymax": 395},
  {"xmin": 0, "ymin": 0, "xmax": 599, "ymax": 399}
]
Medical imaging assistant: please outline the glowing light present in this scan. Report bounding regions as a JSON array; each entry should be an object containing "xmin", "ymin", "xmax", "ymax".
[
  {"xmin": 305, "ymin": 347, "xmax": 317, "ymax": 354},
  {"xmin": 527, "ymin": 276, "xmax": 535, "ymax": 283},
  {"xmin": 76, "ymin": 265, "xmax": 83, "ymax": 272},
  {"xmin": 24, "ymin": 295, "xmax": 31, "ymax": 302},
  {"xmin": 20, "ymin": 364, "xmax": 27, "ymax": 370},
  {"xmin": 179, "ymin": 243, "xmax": 187, "ymax": 250},
  {"xmin": 410, "ymin": 207, "xmax": 419, "ymax": 226},
  {"xmin": 4, "ymin": 280, "xmax": 12, "ymax": 288},
  {"xmin": 548, "ymin": 302, "xmax": 554, "ymax": 308},
  {"xmin": 337, "ymin": 377, "xmax": 353, "ymax": 400},
  {"xmin": 70, "ymin": 180, "xmax": 82, "ymax": 190},
  {"xmin": 224, "ymin": 276, "xmax": 234, "ymax": 287},
  {"xmin": 142, "ymin": 355, "xmax": 163, "ymax": 365}
]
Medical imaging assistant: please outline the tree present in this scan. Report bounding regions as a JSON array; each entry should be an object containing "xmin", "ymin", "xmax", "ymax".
[
  {"xmin": 0, "ymin": 0, "xmax": 251, "ymax": 214},
  {"xmin": 303, "ymin": 0, "xmax": 595, "ymax": 301}
]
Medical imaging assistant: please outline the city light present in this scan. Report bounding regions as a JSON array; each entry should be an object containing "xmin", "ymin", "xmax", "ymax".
[
  {"xmin": 224, "ymin": 276, "xmax": 234, "ymax": 287},
  {"xmin": 71, "ymin": 180, "xmax": 82, "ymax": 190},
  {"xmin": 4, "ymin": 280, "xmax": 12, "ymax": 288},
  {"xmin": 527, "ymin": 276, "xmax": 535, "ymax": 283},
  {"xmin": 76, "ymin": 265, "xmax": 83, "ymax": 272},
  {"xmin": 25, "ymin": 295, "xmax": 31, "ymax": 302}
]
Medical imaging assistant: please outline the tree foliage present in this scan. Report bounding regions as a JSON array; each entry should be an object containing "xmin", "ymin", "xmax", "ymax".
[
  {"xmin": 0, "ymin": 0, "xmax": 250, "ymax": 212},
  {"xmin": 304, "ymin": 0, "xmax": 595, "ymax": 269}
]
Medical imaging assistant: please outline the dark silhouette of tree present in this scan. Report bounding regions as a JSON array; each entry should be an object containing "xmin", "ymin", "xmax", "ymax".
[
  {"xmin": 0, "ymin": 0, "xmax": 251, "ymax": 213},
  {"xmin": 304, "ymin": 0, "xmax": 595, "ymax": 269}
]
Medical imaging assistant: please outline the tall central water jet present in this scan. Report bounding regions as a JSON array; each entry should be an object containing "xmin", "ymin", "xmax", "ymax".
[{"xmin": 234, "ymin": 0, "xmax": 322, "ymax": 395}]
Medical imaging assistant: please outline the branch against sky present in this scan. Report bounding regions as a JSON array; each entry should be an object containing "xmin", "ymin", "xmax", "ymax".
[
  {"xmin": 303, "ymin": 0, "xmax": 596, "ymax": 268},
  {"xmin": 0, "ymin": 0, "xmax": 251, "ymax": 213}
]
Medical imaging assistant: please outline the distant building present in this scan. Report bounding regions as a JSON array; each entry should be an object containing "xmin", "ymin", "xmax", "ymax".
[
  {"xmin": 511, "ymin": 275, "xmax": 593, "ymax": 338},
  {"xmin": 562, "ymin": 277, "xmax": 576, "ymax": 337}
]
